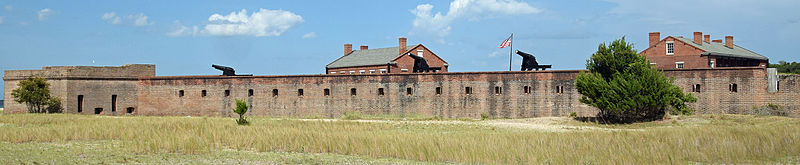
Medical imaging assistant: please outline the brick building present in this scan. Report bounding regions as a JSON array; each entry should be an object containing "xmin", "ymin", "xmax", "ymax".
[
  {"xmin": 641, "ymin": 32, "xmax": 768, "ymax": 70},
  {"xmin": 326, "ymin": 37, "xmax": 448, "ymax": 74}
]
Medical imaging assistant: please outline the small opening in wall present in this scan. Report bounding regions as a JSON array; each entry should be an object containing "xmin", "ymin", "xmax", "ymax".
[
  {"xmin": 524, "ymin": 86, "xmax": 531, "ymax": 94},
  {"xmin": 126, "ymin": 107, "xmax": 134, "ymax": 114},
  {"xmin": 435, "ymin": 87, "xmax": 442, "ymax": 95},
  {"xmin": 111, "ymin": 95, "xmax": 117, "ymax": 112},
  {"xmin": 378, "ymin": 88, "xmax": 385, "ymax": 96},
  {"xmin": 351, "ymin": 88, "xmax": 357, "ymax": 96},
  {"xmin": 224, "ymin": 90, "xmax": 231, "ymax": 97},
  {"xmin": 406, "ymin": 88, "xmax": 413, "ymax": 96},
  {"xmin": 693, "ymin": 84, "xmax": 701, "ymax": 93},
  {"xmin": 94, "ymin": 108, "xmax": 103, "ymax": 114},
  {"xmin": 272, "ymin": 89, "xmax": 278, "ymax": 97},
  {"xmin": 555, "ymin": 86, "xmax": 564, "ymax": 94},
  {"xmin": 77, "ymin": 95, "xmax": 84, "ymax": 113},
  {"xmin": 179, "ymin": 90, "xmax": 184, "ymax": 97},
  {"xmin": 465, "ymin": 87, "xmax": 473, "ymax": 95},
  {"xmin": 298, "ymin": 89, "xmax": 304, "ymax": 96},
  {"xmin": 248, "ymin": 89, "xmax": 254, "ymax": 96},
  {"xmin": 324, "ymin": 88, "xmax": 330, "ymax": 96},
  {"xmin": 202, "ymin": 90, "xmax": 207, "ymax": 97},
  {"xmin": 494, "ymin": 86, "xmax": 502, "ymax": 95},
  {"xmin": 729, "ymin": 83, "xmax": 738, "ymax": 92}
]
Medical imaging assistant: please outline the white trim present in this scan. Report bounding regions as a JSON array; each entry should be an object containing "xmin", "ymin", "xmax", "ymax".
[
  {"xmin": 401, "ymin": 69, "xmax": 409, "ymax": 72},
  {"xmin": 666, "ymin": 41, "xmax": 675, "ymax": 55},
  {"xmin": 675, "ymin": 61, "xmax": 685, "ymax": 69},
  {"xmin": 329, "ymin": 72, "xmax": 336, "ymax": 74}
]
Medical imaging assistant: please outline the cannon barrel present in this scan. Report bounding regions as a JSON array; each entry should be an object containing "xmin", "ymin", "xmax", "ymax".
[{"xmin": 211, "ymin": 64, "xmax": 236, "ymax": 76}]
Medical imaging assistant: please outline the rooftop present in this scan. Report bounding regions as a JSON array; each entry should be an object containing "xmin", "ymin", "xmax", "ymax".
[{"xmin": 326, "ymin": 47, "xmax": 401, "ymax": 69}]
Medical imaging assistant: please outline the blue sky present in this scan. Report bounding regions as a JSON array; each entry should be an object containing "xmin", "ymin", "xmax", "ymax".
[{"xmin": 2, "ymin": 0, "xmax": 799, "ymax": 98}]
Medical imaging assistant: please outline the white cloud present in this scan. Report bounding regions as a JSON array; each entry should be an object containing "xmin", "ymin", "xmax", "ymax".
[
  {"xmin": 166, "ymin": 21, "xmax": 199, "ymax": 37},
  {"xmin": 37, "ymin": 8, "xmax": 53, "ymax": 21},
  {"xmin": 128, "ymin": 13, "xmax": 152, "ymax": 26},
  {"xmin": 204, "ymin": 8, "xmax": 304, "ymax": 37},
  {"xmin": 101, "ymin": 12, "xmax": 121, "ymax": 24},
  {"xmin": 410, "ymin": 0, "xmax": 541, "ymax": 38},
  {"xmin": 302, "ymin": 32, "xmax": 317, "ymax": 39}
]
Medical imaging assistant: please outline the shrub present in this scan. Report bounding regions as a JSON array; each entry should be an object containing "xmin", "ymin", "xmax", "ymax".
[
  {"xmin": 753, "ymin": 103, "xmax": 788, "ymax": 116},
  {"xmin": 575, "ymin": 37, "xmax": 697, "ymax": 123},
  {"xmin": 10, "ymin": 77, "xmax": 62, "ymax": 113},
  {"xmin": 232, "ymin": 99, "xmax": 249, "ymax": 125},
  {"xmin": 480, "ymin": 113, "xmax": 490, "ymax": 120},
  {"xmin": 569, "ymin": 112, "xmax": 578, "ymax": 118}
]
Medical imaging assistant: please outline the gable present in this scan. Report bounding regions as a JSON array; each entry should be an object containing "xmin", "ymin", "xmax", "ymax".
[{"xmin": 391, "ymin": 44, "xmax": 448, "ymax": 64}]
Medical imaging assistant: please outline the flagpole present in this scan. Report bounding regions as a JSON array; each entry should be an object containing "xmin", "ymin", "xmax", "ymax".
[{"xmin": 509, "ymin": 33, "xmax": 513, "ymax": 71}]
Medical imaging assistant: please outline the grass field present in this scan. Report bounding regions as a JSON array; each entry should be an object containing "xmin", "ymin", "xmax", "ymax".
[{"xmin": 1, "ymin": 113, "xmax": 799, "ymax": 164}]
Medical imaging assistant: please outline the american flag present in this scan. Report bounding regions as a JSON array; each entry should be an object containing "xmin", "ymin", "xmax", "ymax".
[{"xmin": 498, "ymin": 34, "xmax": 512, "ymax": 48}]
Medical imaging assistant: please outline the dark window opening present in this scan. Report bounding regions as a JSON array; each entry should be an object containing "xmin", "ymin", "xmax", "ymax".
[
  {"xmin": 435, "ymin": 87, "xmax": 442, "ymax": 95},
  {"xmin": 94, "ymin": 108, "xmax": 103, "ymax": 114},
  {"xmin": 324, "ymin": 88, "xmax": 330, "ymax": 96},
  {"xmin": 555, "ymin": 86, "xmax": 564, "ymax": 94},
  {"xmin": 693, "ymin": 84, "xmax": 701, "ymax": 93},
  {"xmin": 272, "ymin": 89, "xmax": 279, "ymax": 97},
  {"xmin": 201, "ymin": 90, "xmax": 207, "ymax": 97},
  {"xmin": 126, "ymin": 107, "xmax": 135, "ymax": 114},
  {"xmin": 465, "ymin": 87, "xmax": 473, "ymax": 95},
  {"xmin": 524, "ymin": 86, "xmax": 531, "ymax": 94},
  {"xmin": 111, "ymin": 95, "xmax": 117, "ymax": 112},
  {"xmin": 406, "ymin": 88, "xmax": 413, "ymax": 96},
  {"xmin": 224, "ymin": 90, "xmax": 231, "ymax": 97},
  {"xmin": 179, "ymin": 90, "xmax": 184, "ymax": 97},
  {"xmin": 729, "ymin": 83, "xmax": 738, "ymax": 92},
  {"xmin": 77, "ymin": 95, "xmax": 84, "ymax": 113},
  {"xmin": 248, "ymin": 89, "xmax": 254, "ymax": 96},
  {"xmin": 351, "ymin": 88, "xmax": 357, "ymax": 96},
  {"xmin": 298, "ymin": 89, "xmax": 304, "ymax": 96},
  {"xmin": 378, "ymin": 88, "xmax": 385, "ymax": 96},
  {"xmin": 494, "ymin": 86, "xmax": 502, "ymax": 95}
]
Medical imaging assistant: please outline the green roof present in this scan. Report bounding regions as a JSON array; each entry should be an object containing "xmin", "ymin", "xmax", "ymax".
[
  {"xmin": 674, "ymin": 37, "xmax": 768, "ymax": 60},
  {"xmin": 326, "ymin": 47, "xmax": 400, "ymax": 69}
]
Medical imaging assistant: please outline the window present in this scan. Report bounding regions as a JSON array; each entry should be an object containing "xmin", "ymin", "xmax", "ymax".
[
  {"xmin": 555, "ymin": 86, "xmax": 564, "ymax": 94},
  {"xmin": 729, "ymin": 83, "xmax": 737, "ymax": 92},
  {"xmin": 339, "ymin": 71, "xmax": 345, "ymax": 74},
  {"xmin": 179, "ymin": 90, "xmax": 184, "ymax": 97},
  {"xmin": 349, "ymin": 71, "xmax": 355, "ymax": 74},
  {"xmin": 324, "ymin": 88, "xmax": 330, "ymax": 96},
  {"xmin": 523, "ymin": 86, "xmax": 531, "ymax": 94},
  {"xmin": 379, "ymin": 69, "xmax": 387, "ymax": 73},
  {"xmin": 692, "ymin": 84, "xmax": 701, "ymax": 93},
  {"xmin": 406, "ymin": 88, "xmax": 413, "ymax": 96},
  {"xmin": 359, "ymin": 70, "xmax": 366, "ymax": 74},
  {"xmin": 224, "ymin": 90, "xmax": 230, "ymax": 97},
  {"xmin": 465, "ymin": 87, "xmax": 473, "ymax": 95},
  {"xmin": 248, "ymin": 89, "xmax": 254, "ymax": 96},
  {"xmin": 417, "ymin": 49, "xmax": 424, "ymax": 57},
  {"xmin": 494, "ymin": 86, "xmax": 502, "ymax": 95},
  {"xmin": 272, "ymin": 89, "xmax": 278, "ymax": 97},
  {"xmin": 77, "ymin": 95, "xmax": 83, "ymax": 113},
  {"xmin": 298, "ymin": 89, "xmax": 304, "ymax": 96},
  {"xmin": 111, "ymin": 95, "xmax": 117, "ymax": 112},
  {"xmin": 330, "ymin": 72, "xmax": 337, "ymax": 74},
  {"xmin": 649, "ymin": 63, "xmax": 657, "ymax": 66},
  {"xmin": 351, "ymin": 88, "xmax": 357, "ymax": 96},
  {"xmin": 435, "ymin": 87, "xmax": 442, "ymax": 95},
  {"xmin": 401, "ymin": 69, "xmax": 409, "ymax": 72},
  {"xmin": 709, "ymin": 61, "xmax": 715, "ymax": 68},
  {"xmin": 94, "ymin": 108, "xmax": 103, "ymax": 114},
  {"xmin": 666, "ymin": 42, "xmax": 674, "ymax": 55},
  {"xmin": 202, "ymin": 90, "xmax": 207, "ymax": 97},
  {"xmin": 378, "ymin": 88, "xmax": 385, "ymax": 96},
  {"xmin": 676, "ymin": 62, "xmax": 685, "ymax": 69},
  {"xmin": 369, "ymin": 70, "xmax": 375, "ymax": 74},
  {"xmin": 126, "ymin": 107, "xmax": 135, "ymax": 114}
]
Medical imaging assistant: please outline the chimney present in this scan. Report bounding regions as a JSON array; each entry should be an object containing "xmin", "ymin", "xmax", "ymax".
[
  {"xmin": 725, "ymin": 36, "xmax": 734, "ymax": 48},
  {"xmin": 693, "ymin": 32, "xmax": 702, "ymax": 45},
  {"xmin": 398, "ymin": 37, "xmax": 407, "ymax": 54},
  {"xmin": 704, "ymin": 35, "xmax": 710, "ymax": 43},
  {"xmin": 649, "ymin": 32, "xmax": 660, "ymax": 47},
  {"xmin": 344, "ymin": 44, "xmax": 352, "ymax": 55},
  {"xmin": 360, "ymin": 45, "xmax": 368, "ymax": 50},
  {"xmin": 712, "ymin": 39, "xmax": 722, "ymax": 43}
]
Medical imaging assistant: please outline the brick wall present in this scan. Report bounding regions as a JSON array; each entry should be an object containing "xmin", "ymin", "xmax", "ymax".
[{"xmin": 642, "ymin": 36, "xmax": 709, "ymax": 69}]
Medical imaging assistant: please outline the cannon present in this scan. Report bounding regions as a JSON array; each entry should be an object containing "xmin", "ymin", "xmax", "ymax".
[
  {"xmin": 212, "ymin": 64, "xmax": 249, "ymax": 76},
  {"xmin": 409, "ymin": 54, "xmax": 432, "ymax": 73},
  {"xmin": 516, "ymin": 50, "xmax": 552, "ymax": 71}
]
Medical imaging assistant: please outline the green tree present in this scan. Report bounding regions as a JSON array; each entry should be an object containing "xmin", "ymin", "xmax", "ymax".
[
  {"xmin": 232, "ymin": 99, "xmax": 249, "ymax": 125},
  {"xmin": 769, "ymin": 61, "xmax": 800, "ymax": 74},
  {"xmin": 575, "ymin": 37, "xmax": 696, "ymax": 123},
  {"xmin": 10, "ymin": 77, "xmax": 62, "ymax": 113}
]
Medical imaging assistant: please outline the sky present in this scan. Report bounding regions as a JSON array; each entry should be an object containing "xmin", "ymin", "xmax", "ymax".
[{"xmin": 1, "ymin": 0, "xmax": 799, "ymax": 98}]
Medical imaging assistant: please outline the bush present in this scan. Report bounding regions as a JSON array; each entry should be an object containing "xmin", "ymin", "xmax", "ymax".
[
  {"xmin": 575, "ymin": 37, "xmax": 697, "ymax": 123},
  {"xmin": 10, "ymin": 77, "xmax": 62, "ymax": 113},
  {"xmin": 753, "ymin": 103, "xmax": 789, "ymax": 116},
  {"xmin": 232, "ymin": 99, "xmax": 249, "ymax": 125},
  {"xmin": 480, "ymin": 113, "xmax": 490, "ymax": 120},
  {"xmin": 569, "ymin": 112, "xmax": 578, "ymax": 118}
]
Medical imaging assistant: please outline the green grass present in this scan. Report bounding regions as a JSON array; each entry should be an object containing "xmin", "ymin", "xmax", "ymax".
[{"xmin": 1, "ymin": 114, "xmax": 799, "ymax": 164}]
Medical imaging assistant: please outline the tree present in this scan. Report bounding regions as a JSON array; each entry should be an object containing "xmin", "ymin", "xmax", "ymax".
[
  {"xmin": 10, "ymin": 77, "xmax": 62, "ymax": 113},
  {"xmin": 232, "ymin": 99, "xmax": 249, "ymax": 125},
  {"xmin": 575, "ymin": 37, "xmax": 696, "ymax": 123},
  {"xmin": 769, "ymin": 61, "xmax": 800, "ymax": 74}
]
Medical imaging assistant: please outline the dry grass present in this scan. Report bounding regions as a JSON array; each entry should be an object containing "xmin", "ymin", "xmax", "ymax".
[{"xmin": 0, "ymin": 114, "xmax": 799, "ymax": 164}]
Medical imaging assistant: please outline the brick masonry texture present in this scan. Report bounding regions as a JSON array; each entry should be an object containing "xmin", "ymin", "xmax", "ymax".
[{"xmin": 4, "ymin": 65, "xmax": 799, "ymax": 118}]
